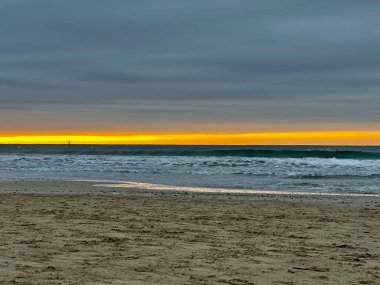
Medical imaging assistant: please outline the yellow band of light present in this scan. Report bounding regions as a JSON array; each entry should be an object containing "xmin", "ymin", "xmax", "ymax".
[{"xmin": 0, "ymin": 131, "xmax": 380, "ymax": 145}]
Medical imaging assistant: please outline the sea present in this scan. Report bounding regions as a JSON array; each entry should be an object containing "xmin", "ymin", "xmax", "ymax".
[{"xmin": 0, "ymin": 145, "xmax": 380, "ymax": 195}]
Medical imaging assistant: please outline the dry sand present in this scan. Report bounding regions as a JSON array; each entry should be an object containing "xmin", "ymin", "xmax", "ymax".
[{"xmin": 0, "ymin": 181, "xmax": 379, "ymax": 284}]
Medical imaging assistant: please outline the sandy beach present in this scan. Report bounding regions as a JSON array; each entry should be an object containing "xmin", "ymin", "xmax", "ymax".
[{"xmin": 0, "ymin": 181, "xmax": 379, "ymax": 284}]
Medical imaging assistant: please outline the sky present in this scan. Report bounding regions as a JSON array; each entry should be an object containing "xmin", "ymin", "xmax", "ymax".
[{"xmin": 1, "ymin": 1, "xmax": 380, "ymax": 144}]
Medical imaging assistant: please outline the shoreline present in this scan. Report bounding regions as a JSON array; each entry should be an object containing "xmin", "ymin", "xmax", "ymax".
[
  {"xmin": 94, "ymin": 181, "xmax": 380, "ymax": 197},
  {"xmin": 0, "ymin": 180, "xmax": 379, "ymax": 207}
]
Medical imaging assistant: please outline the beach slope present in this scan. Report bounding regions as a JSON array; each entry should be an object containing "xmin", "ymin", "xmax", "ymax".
[{"xmin": 0, "ymin": 181, "xmax": 379, "ymax": 284}]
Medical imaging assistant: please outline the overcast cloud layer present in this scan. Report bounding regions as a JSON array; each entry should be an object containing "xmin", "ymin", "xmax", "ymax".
[{"xmin": 1, "ymin": 0, "xmax": 379, "ymax": 133}]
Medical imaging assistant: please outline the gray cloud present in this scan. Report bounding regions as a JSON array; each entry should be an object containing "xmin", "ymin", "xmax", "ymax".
[{"xmin": 1, "ymin": 0, "xmax": 380, "ymax": 132}]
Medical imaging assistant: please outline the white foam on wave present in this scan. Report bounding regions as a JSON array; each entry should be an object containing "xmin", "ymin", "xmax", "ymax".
[{"xmin": 1, "ymin": 154, "xmax": 379, "ymax": 194}]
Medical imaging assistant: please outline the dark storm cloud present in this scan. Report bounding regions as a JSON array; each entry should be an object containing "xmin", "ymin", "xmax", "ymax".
[{"xmin": 1, "ymin": 0, "xmax": 380, "ymax": 131}]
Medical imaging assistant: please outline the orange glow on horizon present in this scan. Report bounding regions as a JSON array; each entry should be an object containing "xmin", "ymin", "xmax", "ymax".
[{"xmin": 0, "ymin": 131, "xmax": 380, "ymax": 145}]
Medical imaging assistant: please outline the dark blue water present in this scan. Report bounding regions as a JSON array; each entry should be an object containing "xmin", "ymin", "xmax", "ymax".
[
  {"xmin": 1, "ymin": 145, "xmax": 379, "ymax": 194},
  {"xmin": 1, "ymin": 145, "xmax": 380, "ymax": 159}
]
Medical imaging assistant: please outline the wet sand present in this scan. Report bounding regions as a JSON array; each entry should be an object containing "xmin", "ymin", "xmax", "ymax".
[{"xmin": 0, "ymin": 181, "xmax": 379, "ymax": 284}]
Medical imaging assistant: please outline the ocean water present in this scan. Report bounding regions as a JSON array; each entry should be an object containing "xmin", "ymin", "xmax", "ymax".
[{"xmin": 0, "ymin": 145, "xmax": 380, "ymax": 194}]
